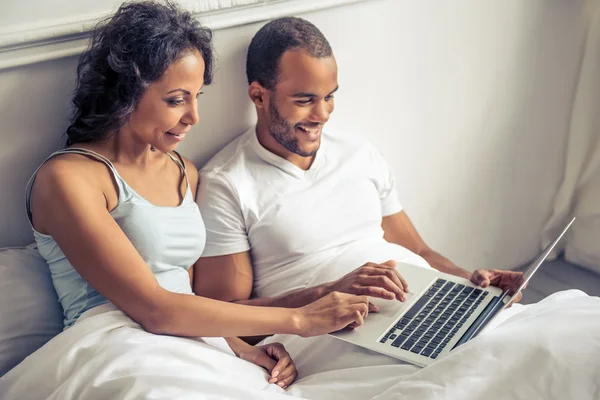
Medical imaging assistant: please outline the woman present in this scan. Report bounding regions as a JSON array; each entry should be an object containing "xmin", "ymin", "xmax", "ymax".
[{"xmin": 25, "ymin": 0, "xmax": 368, "ymax": 390}]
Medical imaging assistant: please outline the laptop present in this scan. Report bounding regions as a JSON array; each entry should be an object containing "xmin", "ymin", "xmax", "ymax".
[{"xmin": 329, "ymin": 217, "xmax": 576, "ymax": 367}]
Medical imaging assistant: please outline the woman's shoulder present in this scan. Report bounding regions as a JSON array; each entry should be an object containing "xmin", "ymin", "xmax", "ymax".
[
  {"xmin": 32, "ymin": 149, "xmax": 115, "ymax": 209},
  {"xmin": 36, "ymin": 149, "xmax": 108, "ymax": 183}
]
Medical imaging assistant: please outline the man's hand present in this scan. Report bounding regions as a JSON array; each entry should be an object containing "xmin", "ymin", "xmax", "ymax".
[
  {"xmin": 324, "ymin": 260, "xmax": 409, "ymax": 308},
  {"xmin": 235, "ymin": 342, "xmax": 297, "ymax": 389},
  {"xmin": 471, "ymin": 269, "xmax": 525, "ymax": 305}
]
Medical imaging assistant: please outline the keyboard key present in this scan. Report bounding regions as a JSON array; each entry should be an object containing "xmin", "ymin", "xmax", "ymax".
[
  {"xmin": 391, "ymin": 335, "xmax": 409, "ymax": 348},
  {"xmin": 422, "ymin": 347, "xmax": 435, "ymax": 357},
  {"xmin": 409, "ymin": 333, "xmax": 421, "ymax": 342},
  {"xmin": 431, "ymin": 351, "xmax": 441, "ymax": 359},
  {"xmin": 389, "ymin": 334, "xmax": 397, "ymax": 340},
  {"xmin": 403, "ymin": 295, "xmax": 431, "ymax": 319},
  {"xmin": 401, "ymin": 341, "xmax": 416, "ymax": 350},
  {"xmin": 410, "ymin": 346, "xmax": 424, "ymax": 354},
  {"xmin": 380, "ymin": 338, "xmax": 387, "ymax": 343}
]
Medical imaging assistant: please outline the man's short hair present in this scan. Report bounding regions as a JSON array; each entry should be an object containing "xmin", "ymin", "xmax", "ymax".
[{"xmin": 246, "ymin": 17, "xmax": 333, "ymax": 90}]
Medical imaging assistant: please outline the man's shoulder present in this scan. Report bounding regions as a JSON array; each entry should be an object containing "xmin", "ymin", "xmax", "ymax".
[
  {"xmin": 198, "ymin": 127, "xmax": 266, "ymax": 196},
  {"xmin": 200, "ymin": 129, "xmax": 254, "ymax": 175}
]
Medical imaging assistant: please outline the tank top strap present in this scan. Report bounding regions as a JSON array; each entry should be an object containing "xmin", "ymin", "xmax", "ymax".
[
  {"xmin": 25, "ymin": 147, "xmax": 127, "ymax": 224},
  {"xmin": 167, "ymin": 150, "xmax": 191, "ymax": 197}
]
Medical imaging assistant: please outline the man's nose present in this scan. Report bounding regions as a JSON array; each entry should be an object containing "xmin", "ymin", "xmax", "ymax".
[{"xmin": 311, "ymin": 101, "xmax": 331, "ymax": 123}]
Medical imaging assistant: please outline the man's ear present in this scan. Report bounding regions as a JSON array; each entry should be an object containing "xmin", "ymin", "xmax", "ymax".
[{"xmin": 248, "ymin": 82, "xmax": 266, "ymax": 108}]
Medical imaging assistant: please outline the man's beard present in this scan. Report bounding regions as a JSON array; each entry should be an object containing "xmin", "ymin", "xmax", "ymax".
[{"xmin": 268, "ymin": 102, "xmax": 318, "ymax": 158}]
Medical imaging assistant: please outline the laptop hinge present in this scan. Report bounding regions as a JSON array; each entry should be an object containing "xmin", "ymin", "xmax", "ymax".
[{"xmin": 452, "ymin": 294, "xmax": 503, "ymax": 350}]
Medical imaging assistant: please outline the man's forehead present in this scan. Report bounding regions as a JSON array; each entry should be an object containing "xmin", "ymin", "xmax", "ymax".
[{"xmin": 276, "ymin": 49, "xmax": 337, "ymax": 93}]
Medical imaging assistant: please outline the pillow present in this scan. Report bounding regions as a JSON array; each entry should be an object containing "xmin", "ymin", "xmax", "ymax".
[{"xmin": 0, "ymin": 245, "xmax": 63, "ymax": 376}]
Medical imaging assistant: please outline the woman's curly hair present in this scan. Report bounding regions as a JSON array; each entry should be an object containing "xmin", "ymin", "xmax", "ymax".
[{"xmin": 66, "ymin": 0, "xmax": 214, "ymax": 146}]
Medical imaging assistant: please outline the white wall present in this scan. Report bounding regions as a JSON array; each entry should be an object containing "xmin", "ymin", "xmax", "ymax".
[{"xmin": 0, "ymin": 0, "xmax": 587, "ymax": 272}]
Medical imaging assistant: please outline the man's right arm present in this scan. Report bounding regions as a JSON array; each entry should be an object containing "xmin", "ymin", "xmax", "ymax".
[
  {"xmin": 193, "ymin": 252, "xmax": 329, "ymax": 308},
  {"xmin": 193, "ymin": 252, "xmax": 410, "ymax": 311}
]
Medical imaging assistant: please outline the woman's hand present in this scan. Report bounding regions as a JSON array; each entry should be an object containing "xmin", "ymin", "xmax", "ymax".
[
  {"xmin": 294, "ymin": 291, "xmax": 370, "ymax": 337},
  {"xmin": 227, "ymin": 338, "xmax": 297, "ymax": 389}
]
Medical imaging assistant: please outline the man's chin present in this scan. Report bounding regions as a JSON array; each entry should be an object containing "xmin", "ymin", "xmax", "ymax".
[
  {"xmin": 295, "ymin": 143, "xmax": 320, "ymax": 158},
  {"xmin": 300, "ymin": 135, "xmax": 322, "ymax": 153}
]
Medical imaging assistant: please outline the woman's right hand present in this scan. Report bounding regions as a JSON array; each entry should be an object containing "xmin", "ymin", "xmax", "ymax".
[{"xmin": 293, "ymin": 291, "xmax": 370, "ymax": 337}]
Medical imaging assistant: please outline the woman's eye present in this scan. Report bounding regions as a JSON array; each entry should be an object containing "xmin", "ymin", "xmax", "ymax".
[{"xmin": 167, "ymin": 99, "xmax": 184, "ymax": 106}]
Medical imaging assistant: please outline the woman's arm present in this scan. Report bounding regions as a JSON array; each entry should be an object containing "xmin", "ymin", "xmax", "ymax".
[{"xmin": 31, "ymin": 158, "xmax": 366, "ymax": 338}]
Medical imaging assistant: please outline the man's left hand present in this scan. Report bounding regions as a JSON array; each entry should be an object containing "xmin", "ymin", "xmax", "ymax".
[{"xmin": 470, "ymin": 269, "xmax": 525, "ymax": 305}]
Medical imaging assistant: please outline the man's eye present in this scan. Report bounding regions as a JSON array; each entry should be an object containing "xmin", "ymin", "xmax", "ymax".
[
  {"xmin": 325, "ymin": 95, "xmax": 334, "ymax": 101},
  {"xmin": 296, "ymin": 99, "xmax": 312, "ymax": 105}
]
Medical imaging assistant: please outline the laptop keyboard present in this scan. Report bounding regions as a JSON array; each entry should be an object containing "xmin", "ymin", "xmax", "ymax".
[{"xmin": 379, "ymin": 278, "xmax": 488, "ymax": 360}]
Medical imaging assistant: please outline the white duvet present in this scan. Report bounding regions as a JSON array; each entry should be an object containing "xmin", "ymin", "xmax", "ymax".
[{"xmin": 1, "ymin": 289, "xmax": 599, "ymax": 400}]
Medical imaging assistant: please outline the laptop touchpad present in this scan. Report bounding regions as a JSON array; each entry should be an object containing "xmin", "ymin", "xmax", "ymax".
[{"xmin": 370, "ymin": 294, "xmax": 413, "ymax": 318}]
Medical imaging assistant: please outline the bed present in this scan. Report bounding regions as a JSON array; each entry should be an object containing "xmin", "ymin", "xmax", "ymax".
[{"xmin": 1, "ymin": 245, "xmax": 599, "ymax": 400}]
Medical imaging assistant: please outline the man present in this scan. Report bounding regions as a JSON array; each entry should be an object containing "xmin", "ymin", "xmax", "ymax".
[{"xmin": 194, "ymin": 17, "xmax": 522, "ymax": 338}]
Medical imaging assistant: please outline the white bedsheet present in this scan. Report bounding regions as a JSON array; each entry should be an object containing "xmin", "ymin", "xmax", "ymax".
[{"xmin": 1, "ymin": 290, "xmax": 599, "ymax": 400}]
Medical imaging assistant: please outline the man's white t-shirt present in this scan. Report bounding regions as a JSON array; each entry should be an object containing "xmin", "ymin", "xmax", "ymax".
[{"xmin": 197, "ymin": 126, "xmax": 429, "ymax": 298}]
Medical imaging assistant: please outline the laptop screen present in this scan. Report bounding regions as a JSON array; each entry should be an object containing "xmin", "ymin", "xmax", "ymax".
[{"xmin": 508, "ymin": 217, "xmax": 576, "ymax": 298}]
